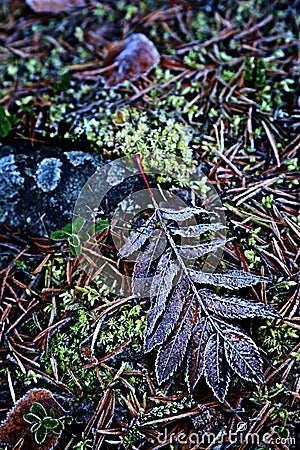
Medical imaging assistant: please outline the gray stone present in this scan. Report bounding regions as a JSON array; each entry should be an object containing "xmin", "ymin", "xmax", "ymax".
[
  {"xmin": 0, "ymin": 142, "xmax": 105, "ymax": 236},
  {"xmin": 0, "ymin": 142, "xmax": 147, "ymax": 237}
]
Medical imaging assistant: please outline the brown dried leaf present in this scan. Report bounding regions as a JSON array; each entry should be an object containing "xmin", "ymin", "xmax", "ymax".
[
  {"xmin": 102, "ymin": 33, "xmax": 160, "ymax": 87},
  {"xmin": 26, "ymin": 0, "xmax": 86, "ymax": 13},
  {"xmin": 0, "ymin": 389, "xmax": 65, "ymax": 450}
]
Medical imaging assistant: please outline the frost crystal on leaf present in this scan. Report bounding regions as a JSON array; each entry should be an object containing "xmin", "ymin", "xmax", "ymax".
[
  {"xmin": 147, "ymin": 248, "xmax": 180, "ymax": 335},
  {"xmin": 199, "ymin": 289, "xmax": 281, "ymax": 319},
  {"xmin": 189, "ymin": 268, "xmax": 269, "ymax": 289},
  {"xmin": 118, "ymin": 213, "xmax": 156, "ymax": 259},
  {"xmin": 188, "ymin": 318, "xmax": 213, "ymax": 391},
  {"xmin": 169, "ymin": 222, "xmax": 226, "ymax": 237},
  {"xmin": 160, "ymin": 206, "xmax": 209, "ymax": 221},
  {"xmin": 144, "ymin": 276, "xmax": 189, "ymax": 352},
  {"xmin": 221, "ymin": 323, "xmax": 265, "ymax": 384},
  {"xmin": 179, "ymin": 238, "xmax": 227, "ymax": 259},
  {"xmin": 155, "ymin": 293, "xmax": 200, "ymax": 384}
]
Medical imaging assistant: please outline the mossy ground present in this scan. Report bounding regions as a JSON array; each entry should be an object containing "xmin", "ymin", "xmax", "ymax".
[{"xmin": 0, "ymin": 1, "xmax": 299, "ymax": 449}]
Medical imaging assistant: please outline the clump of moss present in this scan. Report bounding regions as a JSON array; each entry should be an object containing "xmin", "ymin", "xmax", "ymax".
[
  {"xmin": 41, "ymin": 307, "xmax": 100, "ymax": 393},
  {"xmin": 257, "ymin": 321, "xmax": 298, "ymax": 359},
  {"xmin": 72, "ymin": 108, "xmax": 198, "ymax": 186},
  {"xmin": 40, "ymin": 274, "xmax": 146, "ymax": 393},
  {"xmin": 96, "ymin": 303, "xmax": 146, "ymax": 353},
  {"xmin": 41, "ymin": 305, "xmax": 146, "ymax": 393}
]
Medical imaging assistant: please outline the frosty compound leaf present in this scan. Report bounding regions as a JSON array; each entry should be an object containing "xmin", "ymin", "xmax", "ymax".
[{"xmin": 118, "ymin": 196, "xmax": 278, "ymax": 403}]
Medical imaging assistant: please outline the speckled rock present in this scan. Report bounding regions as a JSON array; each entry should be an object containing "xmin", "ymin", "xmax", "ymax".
[
  {"xmin": 0, "ymin": 141, "xmax": 105, "ymax": 236},
  {"xmin": 0, "ymin": 142, "xmax": 144, "ymax": 237}
]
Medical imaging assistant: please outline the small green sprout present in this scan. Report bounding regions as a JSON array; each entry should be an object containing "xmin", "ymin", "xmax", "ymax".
[
  {"xmin": 73, "ymin": 433, "xmax": 93, "ymax": 450},
  {"xmin": 244, "ymin": 249, "xmax": 261, "ymax": 267},
  {"xmin": 249, "ymin": 383, "xmax": 284, "ymax": 405},
  {"xmin": 50, "ymin": 217, "xmax": 109, "ymax": 256},
  {"xmin": 270, "ymin": 408, "xmax": 290, "ymax": 439},
  {"xmin": 0, "ymin": 105, "xmax": 18, "ymax": 137},
  {"xmin": 262, "ymin": 194, "xmax": 274, "ymax": 210}
]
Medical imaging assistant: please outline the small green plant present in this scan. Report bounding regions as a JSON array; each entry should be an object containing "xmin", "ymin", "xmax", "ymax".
[
  {"xmin": 98, "ymin": 304, "xmax": 146, "ymax": 353},
  {"xmin": 285, "ymin": 157, "xmax": 299, "ymax": 171},
  {"xmin": 244, "ymin": 248, "xmax": 261, "ymax": 268},
  {"xmin": 0, "ymin": 389, "xmax": 66, "ymax": 448},
  {"xmin": 123, "ymin": 427, "xmax": 145, "ymax": 448},
  {"xmin": 270, "ymin": 408, "xmax": 290, "ymax": 439},
  {"xmin": 73, "ymin": 433, "xmax": 93, "ymax": 450},
  {"xmin": 44, "ymin": 257, "xmax": 67, "ymax": 288},
  {"xmin": 50, "ymin": 217, "xmax": 109, "ymax": 256},
  {"xmin": 53, "ymin": 71, "xmax": 71, "ymax": 93},
  {"xmin": 258, "ymin": 321, "xmax": 298, "ymax": 357},
  {"xmin": 23, "ymin": 402, "xmax": 70, "ymax": 444},
  {"xmin": 245, "ymin": 57, "xmax": 267, "ymax": 89},
  {"xmin": 249, "ymin": 383, "xmax": 284, "ymax": 405},
  {"xmin": 262, "ymin": 194, "xmax": 274, "ymax": 210},
  {"xmin": 0, "ymin": 105, "xmax": 18, "ymax": 137}
]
